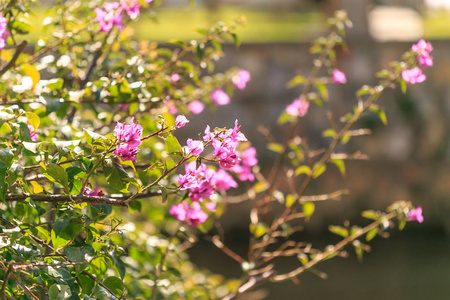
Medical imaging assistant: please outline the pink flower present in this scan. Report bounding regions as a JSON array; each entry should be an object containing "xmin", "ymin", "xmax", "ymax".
[
  {"xmin": 81, "ymin": 180, "xmax": 105, "ymax": 205},
  {"xmin": 27, "ymin": 124, "xmax": 38, "ymax": 142},
  {"xmin": 186, "ymin": 139, "xmax": 204, "ymax": 156},
  {"xmin": 408, "ymin": 206, "xmax": 424, "ymax": 223},
  {"xmin": 95, "ymin": 2, "xmax": 124, "ymax": 33},
  {"xmin": 169, "ymin": 201, "xmax": 209, "ymax": 227},
  {"xmin": 286, "ymin": 96, "xmax": 309, "ymax": 117},
  {"xmin": 412, "ymin": 39, "xmax": 433, "ymax": 68},
  {"xmin": 186, "ymin": 202, "xmax": 209, "ymax": 226},
  {"xmin": 0, "ymin": 15, "xmax": 9, "ymax": 50},
  {"xmin": 113, "ymin": 144, "xmax": 139, "ymax": 162},
  {"xmin": 175, "ymin": 115, "xmax": 189, "ymax": 128},
  {"xmin": 188, "ymin": 100, "xmax": 205, "ymax": 115},
  {"xmin": 402, "ymin": 67, "xmax": 426, "ymax": 84},
  {"xmin": 113, "ymin": 118, "xmax": 143, "ymax": 161},
  {"xmin": 211, "ymin": 89, "xmax": 230, "ymax": 105},
  {"xmin": 170, "ymin": 73, "xmax": 180, "ymax": 84},
  {"xmin": 114, "ymin": 117, "xmax": 142, "ymax": 147},
  {"xmin": 332, "ymin": 69, "xmax": 347, "ymax": 84},
  {"xmin": 120, "ymin": 0, "xmax": 140, "ymax": 17},
  {"xmin": 209, "ymin": 169, "xmax": 238, "ymax": 190},
  {"xmin": 189, "ymin": 180, "xmax": 214, "ymax": 202},
  {"xmin": 231, "ymin": 147, "xmax": 258, "ymax": 182},
  {"xmin": 232, "ymin": 69, "xmax": 251, "ymax": 90}
]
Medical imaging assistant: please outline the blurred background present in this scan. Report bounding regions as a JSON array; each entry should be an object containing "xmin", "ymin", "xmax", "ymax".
[
  {"xmin": 40, "ymin": 0, "xmax": 450, "ymax": 298},
  {"xmin": 150, "ymin": 1, "xmax": 450, "ymax": 299}
]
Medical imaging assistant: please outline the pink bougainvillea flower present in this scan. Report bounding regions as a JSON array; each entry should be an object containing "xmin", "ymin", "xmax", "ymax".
[
  {"xmin": 169, "ymin": 201, "xmax": 209, "ymax": 227},
  {"xmin": 113, "ymin": 118, "xmax": 143, "ymax": 161},
  {"xmin": 286, "ymin": 96, "xmax": 309, "ymax": 117},
  {"xmin": 211, "ymin": 89, "xmax": 230, "ymax": 105},
  {"xmin": 170, "ymin": 73, "xmax": 181, "ymax": 84},
  {"xmin": 95, "ymin": 2, "xmax": 124, "ymax": 33},
  {"xmin": 412, "ymin": 39, "xmax": 433, "ymax": 68},
  {"xmin": 0, "ymin": 15, "xmax": 9, "ymax": 50},
  {"xmin": 27, "ymin": 124, "xmax": 38, "ymax": 142},
  {"xmin": 186, "ymin": 138, "xmax": 204, "ymax": 156},
  {"xmin": 332, "ymin": 68, "xmax": 347, "ymax": 84},
  {"xmin": 402, "ymin": 67, "xmax": 426, "ymax": 84},
  {"xmin": 408, "ymin": 206, "xmax": 424, "ymax": 223},
  {"xmin": 188, "ymin": 100, "xmax": 205, "ymax": 115},
  {"xmin": 232, "ymin": 69, "xmax": 251, "ymax": 90},
  {"xmin": 175, "ymin": 115, "xmax": 189, "ymax": 128},
  {"xmin": 231, "ymin": 147, "xmax": 258, "ymax": 182},
  {"xmin": 113, "ymin": 144, "xmax": 139, "ymax": 162},
  {"xmin": 120, "ymin": 0, "xmax": 141, "ymax": 17},
  {"xmin": 209, "ymin": 169, "xmax": 238, "ymax": 190}
]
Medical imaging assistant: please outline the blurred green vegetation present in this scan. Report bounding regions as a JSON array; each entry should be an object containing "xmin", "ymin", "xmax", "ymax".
[{"xmin": 24, "ymin": 5, "xmax": 450, "ymax": 43}]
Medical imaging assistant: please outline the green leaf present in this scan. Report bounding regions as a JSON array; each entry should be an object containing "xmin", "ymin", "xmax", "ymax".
[
  {"xmin": 25, "ymin": 112, "xmax": 40, "ymax": 130},
  {"xmin": 249, "ymin": 223, "xmax": 267, "ymax": 238},
  {"xmin": 22, "ymin": 141, "xmax": 41, "ymax": 153},
  {"xmin": 316, "ymin": 82, "xmax": 329, "ymax": 101},
  {"xmin": 329, "ymin": 225, "xmax": 348, "ymax": 237},
  {"xmin": 89, "ymin": 257, "xmax": 108, "ymax": 280},
  {"xmin": 369, "ymin": 105, "xmax": 388, "ymax": 125},
  {"xmin": 19, "ymin": 122, "xmax": 32, "ymax": 142},
  {"xmin": 103, "ymin": 276, "xmax": 124, "ymax": 298},
  {"xmin": 44, "ymin": 78, "xmax": 64, "ymax": 91},
  {"xmin": 0, "ymin": 109, "xmax": 15, "ymax": 129},
  {"xmin": 0, "ymin": 148, "xmax": 14, "ymax": 168},
  {"xmin": 165, "ymin": 134, "xmax": 182, "ymax": 155},
  {"xmin": 267, "ymin": 143, "xmax": 284, "ymax": 154},
  {"xmin": 356, "ymin": 85, "xmax": 372, "ymax": 96},
  {"xmin": 48, "ymin": 284, "xmax": 59, "ymax": 300},
  {"xmin": 53, "ymin": 217, "xmax": 70, "ymax": 235},
  {"xmin": 400, "ymin": 79, "xmax": 407, "ymax": 94},
  {"xmin": 322, "ymin": 128, "xmax": 336, "ymax": 138},
  {"xmin": 312, "ymin": 163, "xmax": 326, "ymax": 179},
  {"xmin": 54, "ymin": 140, "xmax": 81, "ymax": 157},
  {"xmin": 286, "ymin": 75, "xmax": 306, "ymax": 88},
  {"xmin": 331, "ymin": 159, "xmax": 346, "ymax": 176},
  {"xmin": 366, "ymin": 228, "xmax": 378, "ymax": 241},
  {"xmin": 103, "ymin": 158, "xmax": 130, "ymax": 193},
  {"xmin": 294, "ymin": 165, "xmax": 311, "ymax": 177},
  {"xmin": 160, "ymin": 186, "xmax": 167, "ymax": 203},
  {"xmin": 361, "ymin": 210, "xmax": 378, "ymax": 220},
  {"xmin": 303, "ymin": 201, "xmax": 315, "ymax": 222},
  {"xmin": 41, "ymin": 163, "xmax": 69, "ymax": 192},
  {"xmin": 65, "ymin": 245, "xmax": 95, "ymax": 263},
  {"xmin": 84, "ymin": 129, "xmax": 106, "ymax": 145},
  {"xmin": 286, "ymin": 194, "xmax": 296, "ymax": 208},
  {"xmin": 78, "ymin": 274, "xmax": 95, "ymax": 295}
]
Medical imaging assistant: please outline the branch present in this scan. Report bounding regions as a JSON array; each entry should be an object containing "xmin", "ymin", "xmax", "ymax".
[
  {"xmin": 0, "ymin": 41, "xmax": 27, "ymax": 77},
  {"xmin": 269, "ymin": 211, "xmax": 397, "ymax": 282},
  {"xmin": 4, "ymin": 193, "xmax": 128, "ymax": 207}
]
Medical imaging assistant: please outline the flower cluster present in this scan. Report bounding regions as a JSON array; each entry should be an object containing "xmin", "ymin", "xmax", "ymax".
[
  {"xmin": 0, "ymin": 15, "xmax": 8, "ymax": 50},
  {"xmin": 175, "ymin": 115, "xmax": 189, "ymax": 128},
  {"xmin": 210, "ymin": 89, "xmax": 230, "ymax": 106},
  {"xmin": 231, "ymin": 147, "xmax": 258, "ymax": 182},
  {"xmin": 402, "ymin": 39, "xmax": 433, "ymax": 84},
  {"xmin": 178, "ymin": 161, "xmax": 237, "ymax": 202},
  {"xmin": 170, "ymin": 161, "xmax": 238, "ymax": 226},
  {"xmin": 204, "ymin": 120, "xmax": 247, "ymax": 169},
  {"xmin": 113, "ymin": 117, "xmax": 143, "ymax": 162},
  {"xmin": 408, "ymin": 206, "xmax": 424, "ymax": 223},
  {"xmin": 169, "ymin": 201, "xmax": 210, "ymax": 227},
  {"xmin": 332, "ymin": 68, "xmax": 347, "ymax": 84},
  {"xmin": 95, "ymin": 0, "xmax": 153, "ymax": 33},
  {"xmin": 232, "ymin": 69, "xmax": 251, "ymax": 90},
  {"xmin": 285, "ymin": 96, "xmax": 310, "ymax": 117}
]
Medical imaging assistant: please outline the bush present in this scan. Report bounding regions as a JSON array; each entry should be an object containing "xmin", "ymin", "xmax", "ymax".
[{"xmin": 0, "ymin": 1, "xmax": 427, "ymax": 299}]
